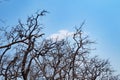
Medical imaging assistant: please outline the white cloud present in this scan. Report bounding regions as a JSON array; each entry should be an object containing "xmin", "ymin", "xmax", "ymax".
[{"xmin": 48, "ymin": 30, "xmax": 74, "ymax": 41}]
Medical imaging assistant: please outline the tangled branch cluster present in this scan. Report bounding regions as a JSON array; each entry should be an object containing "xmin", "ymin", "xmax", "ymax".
[{"xmin": 0, "ymin": 10, "xmax": 119, "ymax": 80}]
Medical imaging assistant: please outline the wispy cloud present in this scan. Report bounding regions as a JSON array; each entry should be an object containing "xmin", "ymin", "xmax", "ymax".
[{"xmin": 47, "ymin": 30, "xmax": 74, "ymax": 41}]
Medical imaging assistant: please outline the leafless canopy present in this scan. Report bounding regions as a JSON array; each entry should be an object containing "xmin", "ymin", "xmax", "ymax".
[{"xmin": 0, "ymin": 10, "xmax": 119, "ymax": 80}]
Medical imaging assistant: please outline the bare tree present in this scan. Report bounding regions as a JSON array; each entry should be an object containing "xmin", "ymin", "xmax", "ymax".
[
  {"xmin": 0, "ymin": 10, "xmax": 47, "ymax": 80},
  {"xmin": 0, "ymin": 10, "xmax": 120, "ymax": 80}
]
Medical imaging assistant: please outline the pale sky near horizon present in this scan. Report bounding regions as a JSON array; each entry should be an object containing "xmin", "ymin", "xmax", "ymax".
[{"xmin": 0, "ymin": 0, "xmax": 120, "ymax": 73}]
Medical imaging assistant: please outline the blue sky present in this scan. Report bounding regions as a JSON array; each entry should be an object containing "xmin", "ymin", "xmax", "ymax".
[{"xmin": 0, "ymin": 0, "xmax": 120, "ymax": 73}]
